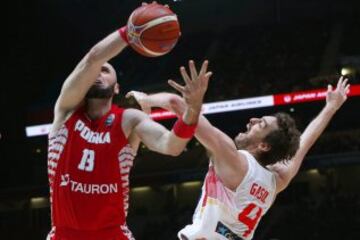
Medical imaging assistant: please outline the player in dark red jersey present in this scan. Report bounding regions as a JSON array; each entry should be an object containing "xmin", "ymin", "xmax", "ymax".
[{"xmin": 46, "ymin": 4, "xmax": 212, "ymax": 240}]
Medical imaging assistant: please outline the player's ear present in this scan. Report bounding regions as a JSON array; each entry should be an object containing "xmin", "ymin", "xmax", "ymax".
[
  {"xmin": 114, "ymin": 83, "xmax": 120, "ymax": 95},
  {"xmin": 258, "ymin": 142, "xmax": 271, "ymax": 153}
]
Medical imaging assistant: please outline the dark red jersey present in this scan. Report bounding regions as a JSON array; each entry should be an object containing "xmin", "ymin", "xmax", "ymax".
[{"xmin": 47, "ymin": 105, "xmax": 135, "ymax": 240}]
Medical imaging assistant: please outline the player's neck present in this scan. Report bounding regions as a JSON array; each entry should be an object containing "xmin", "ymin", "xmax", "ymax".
[
  {"xmin": 85, "ymin": 98, "xmax": 112, "ymax": 120},
  {"xmin": 248, "ymin": 150, "xmax": 268, "ymax": 168},
  {"xmin": 245, "ymin": 145, "xmax": 258, "ymax": 156},
  {"xmin": 246, "ymin": 148, "xmax": 264, "ymax": 166}
]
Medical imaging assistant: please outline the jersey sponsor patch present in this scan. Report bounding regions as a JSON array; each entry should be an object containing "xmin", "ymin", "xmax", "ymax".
[
  {"xmin": 105, "ymin": 113, "xmax": 115, "ymax": 126},
  {"xmin": 216, "ymin": 221, "xmax": 244, "ymax": 240},
  {"xmin": 60, "ymin": 173, "xmax": 118, "ymax": 195}
]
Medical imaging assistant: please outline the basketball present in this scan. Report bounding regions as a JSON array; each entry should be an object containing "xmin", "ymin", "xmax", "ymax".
[{"xmin": 126, "ymin": 3, "xmax": 181, "ymax": 57}]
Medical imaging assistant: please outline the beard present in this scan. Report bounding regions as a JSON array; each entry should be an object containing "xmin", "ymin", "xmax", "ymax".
[
  {"xmin": 85, "ymin": 84, "xmax": 115, "ymax": 99},
  {"xmin": 235, "ymin": 134, "xmax": 254, "ymax": 150}
]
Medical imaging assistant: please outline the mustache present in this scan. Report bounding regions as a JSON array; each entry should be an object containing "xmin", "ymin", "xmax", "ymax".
[{"xmin": 85, "ymin": 84, "xmax": 115, "ymax": 99}]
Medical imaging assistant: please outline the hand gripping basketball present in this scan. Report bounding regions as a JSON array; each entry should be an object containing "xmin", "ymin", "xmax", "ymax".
[{"xmin": 123, "ymin": 2, "xmax": 181, "ymax": 57}]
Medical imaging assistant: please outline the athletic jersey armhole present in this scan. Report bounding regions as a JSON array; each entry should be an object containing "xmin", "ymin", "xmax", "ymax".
[
  {"xmin": 115, "ymin": 106, "xmax": 137, "ymax": 155},
  {"xmin": 48, "ymin": 107, "xmax": 84, "ymax": 139},
  {"xmin": 270, "ymin": 171, "xmax": 277, "ymax": 204},
  {"xmin": 112, "ymin": 105, "xmax": 130, "ymax": 143},
  {"xmin": 235, "ymin": 150, "xmax": 253, "ymax": 192}
]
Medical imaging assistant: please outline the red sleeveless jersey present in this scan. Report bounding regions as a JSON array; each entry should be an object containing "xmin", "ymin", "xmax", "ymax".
[{"xmin": 47, "ymin": 105, "xmax": 135, "ymax": 240}]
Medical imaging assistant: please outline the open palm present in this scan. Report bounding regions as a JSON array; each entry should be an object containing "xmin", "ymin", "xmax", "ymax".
[{"xmin": 326, "ymin": 76, "xmax": 350, "ymax": 111}]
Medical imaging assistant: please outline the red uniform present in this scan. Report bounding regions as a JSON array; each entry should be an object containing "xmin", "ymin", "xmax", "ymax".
[{"xmin": 47, "ymin": 105, "xmax": 135, "ymax": 240}]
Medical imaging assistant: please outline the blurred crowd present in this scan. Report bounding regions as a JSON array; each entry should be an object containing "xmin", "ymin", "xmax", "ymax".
[{"xmin": 121, "ymin": 22, "xmax": 359, "ymax": 103}]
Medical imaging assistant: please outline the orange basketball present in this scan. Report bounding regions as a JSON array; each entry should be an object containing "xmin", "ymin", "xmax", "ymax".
[{"xmin": 126, "ymin": 3, "xmax": 181, "ymax": 57}]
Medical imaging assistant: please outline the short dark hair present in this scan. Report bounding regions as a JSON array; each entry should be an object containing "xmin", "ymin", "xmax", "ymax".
[{"xmin": 258, "ymin": 113, "xmax": 301, "ymax": 166}]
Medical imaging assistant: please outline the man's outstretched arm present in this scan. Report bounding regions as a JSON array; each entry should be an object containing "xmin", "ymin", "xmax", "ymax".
[
  {"xmin": 270, "ymin": 77, "xmax": 350, "ymax": 193},
  {"xmin": 128, "ymin": 90, "xmax": 247, "ymax": 188},
  {"xmin": 127, "ymin": 91, "xmax": 238, "ymax": 155},
  {"xmin": 127, "ymin": 79, "xmax": 247, "ymax": 189},
  {"xmin": 53, "ymin": 30, "xmax": 128, "ymax": 126},
  {"xmin": 123, "ymin": 60, "xmax": 212, "ymax": 156}
]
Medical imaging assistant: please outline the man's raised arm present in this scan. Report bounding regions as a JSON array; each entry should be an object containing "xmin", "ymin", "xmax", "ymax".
[
  {"xmin": 53, "ymin": 29, "xmax": 128, "ymax": 122},
  {"xmin": 123, "ymin": 60, "xmax": 212, "ymax": 156},
  {"xmin": 271, "ymin": 77, "xmax": 350, "ymax": 193},
  {"xmin": 127, "ymin": 62, "xmax": 242, "ymax": 171}
]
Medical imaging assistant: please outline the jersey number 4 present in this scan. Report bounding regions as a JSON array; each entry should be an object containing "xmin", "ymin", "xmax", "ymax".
[
  {"xmin": 78, "ymin": 149, "xmax": 95, "ymax": 172},
  {"xmin": 238, "ymin": 203, "xmax": 263, "ymax": 238}
]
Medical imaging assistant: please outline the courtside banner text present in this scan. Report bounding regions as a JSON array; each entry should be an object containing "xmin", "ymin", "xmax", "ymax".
[{"xmin": 25, "ymin": 84, "xmax": 360, "ymax": 137}]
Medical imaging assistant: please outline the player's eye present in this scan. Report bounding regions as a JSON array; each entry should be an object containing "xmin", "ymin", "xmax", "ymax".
[{"xmin": 101, "ymin": 67, "xmax": 110, "ymax": 73}]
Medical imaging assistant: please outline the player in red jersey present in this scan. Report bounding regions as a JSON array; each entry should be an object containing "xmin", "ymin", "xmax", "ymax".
[
  {"xmin": 128, "ymin": 76, "xmax": 349, "ymax": 240},
  {"xmin": 46, "ymin": 4, "xmax": 212, "ymax": 240}
]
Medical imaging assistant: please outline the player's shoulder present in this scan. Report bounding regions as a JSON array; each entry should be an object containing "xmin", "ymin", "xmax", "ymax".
[
  {"xmin": 122, "ymin": 108, "xmax": 151, "ymax": 127},
  {"xmin": 50, "ymin": 108, "xmax": 78, "ymax": 137},
  {"xmin": 236, "ymin": 149, "xmax": 251, "ymax": 165},
  {"xmin": 267, "ymin": 163, "xmax": 291, "ymax": 193},
  {"xmin": 123, "ymin": 108, "xmax": 149, "ymax": 119},
  {"xmin": 121, "ymin": 108, "xmax": 152, "ymax": 138},
  {"xmin": 239, "ymin": 150, "xmax": 276, "ymax": 179}
]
